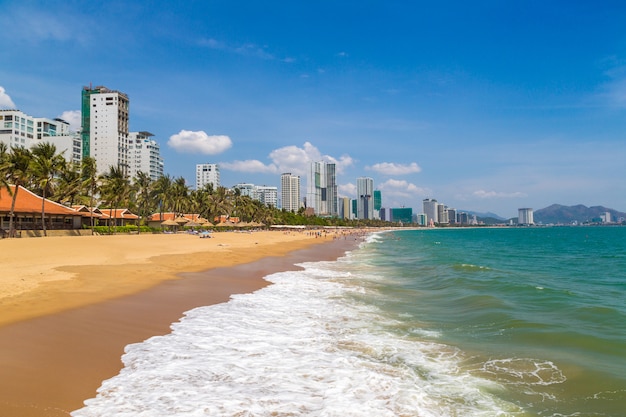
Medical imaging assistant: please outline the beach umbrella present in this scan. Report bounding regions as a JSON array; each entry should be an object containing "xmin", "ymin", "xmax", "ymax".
[
  {"xmin": 174, "ymin": 216, "xmax": 189, "ymax": 224},
  {"xmin": 185, "ymin": 221, "xmax": 201, "ymax": 227},
  {"xmin": 161, "ymin": 219, "xmax": 179, "ymax": 226},
  {"xmin": 202, "ymin": 221, "xmax": 214, "ymax": 227}
]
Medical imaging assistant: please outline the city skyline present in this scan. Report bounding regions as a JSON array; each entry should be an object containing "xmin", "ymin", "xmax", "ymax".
[{"xmin": 1, "ymin": 1, "xmax": 626, "ymax": 218}]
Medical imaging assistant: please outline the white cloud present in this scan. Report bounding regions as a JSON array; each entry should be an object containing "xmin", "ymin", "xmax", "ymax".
[
  {"xmin": 472, "ymin": 190, "xmax": 527, "ymax": 199},
  {"xmin": 168, "ymin": 130, "xmax": 232, "ymax": 154},
  {"xmin": 220, "ymin": 160, "xmax": 278, "ymax": 174},
  {"xmin": 338, "ymin": 183, "xmax": 356, "ymax": 197},
  {"xmin": 58, "ymin": 110, "xmax": 81, "ymax": 132},
  {"xmin": 379, "ymin": 179, "xmax": 430, "ymax": 198},
  {"xmin": 367, "ymin": 162, "xmax": 421, "ymax": 175},
  {"xmin": 0, "ymin": 86, "xmax": 16, "ymax": 108},
  {"xmin": 267, "ymin": 141, "xmax": 354, "ymax": 176}
]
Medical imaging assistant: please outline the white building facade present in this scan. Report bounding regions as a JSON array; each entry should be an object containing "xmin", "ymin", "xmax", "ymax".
[
  {"xmin": 306, "ymin": 161, "xmax": 338, "ymax": 216},
  {"xmin": 356, "ymin": 177, "xmax": 374, "ymax": 220},
  {"xmin": 81, "ymin": 86, "xmax": 130, "ymax": 176},
  {"xmin": 196, "ymin": 163, "xmax": 220, "ymax": 190},
  {"xmin": 518, "ymin": 208, "xmax": 534, "ymax": 225},
  {"xmin": 128, "ymin": 131, "xmax": 164, "ymax": 181},
  {"xmin": 423, "ymin": 198, "xmax": 439, "ymax": 225},
  {"xmin": 0, "ymin": 109, "xmax": 82, "ymax": 165},
  {"xmin": 280, "ymin": 173, "xmax": 300, "ymax": 212},
  {"xmin": 233, "ymin": 183, "xmax": 278, "ymax": 207}
]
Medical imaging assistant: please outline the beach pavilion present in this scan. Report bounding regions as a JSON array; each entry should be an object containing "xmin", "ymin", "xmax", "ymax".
[{"xmin": 0, "ymin": 185, "xmax": 84, "ymax": 237}]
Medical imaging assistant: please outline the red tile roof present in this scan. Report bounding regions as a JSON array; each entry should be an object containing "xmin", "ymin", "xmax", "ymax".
[{"xmin": 0, "ymin": 185, "xmax": 80, "ymax": 216}]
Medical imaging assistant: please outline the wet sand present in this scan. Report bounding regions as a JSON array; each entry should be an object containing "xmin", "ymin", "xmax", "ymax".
[{"xmin": 0, "ymin": 231, "xmax": 359, "ymax": 416}]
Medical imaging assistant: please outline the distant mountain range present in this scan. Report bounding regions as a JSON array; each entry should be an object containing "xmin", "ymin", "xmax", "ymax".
[
  {"xmin": 533, "ymin": 204, "xmax": 626, "ymax": 224},
  {"xmin": 468, "ymin": 204, "xmax": 626, "ymax": 225}
]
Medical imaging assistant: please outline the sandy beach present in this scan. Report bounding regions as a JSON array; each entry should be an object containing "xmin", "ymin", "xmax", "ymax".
[{"xmin": 0, "ymin": 230, "xmax": 360, "ymax": 416}]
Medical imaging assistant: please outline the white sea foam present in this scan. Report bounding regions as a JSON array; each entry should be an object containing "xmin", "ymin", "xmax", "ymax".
[{"xmin": 72, "ymin": 258, "xmax": 521, "ymax": 417}]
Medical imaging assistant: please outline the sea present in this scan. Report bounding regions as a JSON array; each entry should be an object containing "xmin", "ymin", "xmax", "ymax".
[{"xmin": 72, "ymin": 226, "xmax": 626, "ymax": 417}]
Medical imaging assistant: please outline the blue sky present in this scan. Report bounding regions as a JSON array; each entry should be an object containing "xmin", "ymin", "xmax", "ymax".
[{"xmin": 1, "ymin": 0, "xmax": 626, "ymax": 218}]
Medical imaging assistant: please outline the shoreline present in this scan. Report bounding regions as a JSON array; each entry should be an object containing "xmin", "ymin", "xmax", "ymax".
[{"xmin": 0, "ymin": 231, "xmax": 363, "ymax": 416}]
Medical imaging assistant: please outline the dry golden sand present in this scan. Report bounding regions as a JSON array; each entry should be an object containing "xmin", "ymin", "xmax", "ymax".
[
  {"xmin": 0, "ymin": 230, "xmax": 359, "ymax": 416},
  {"xmin": 0, "ymin": 231, "xmax": 325, "ymax": 327}
]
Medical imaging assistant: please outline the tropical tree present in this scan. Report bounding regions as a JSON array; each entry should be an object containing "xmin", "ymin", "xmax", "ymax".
[
  {"xmin": 170, "ymin": 176, "xmax": 189, "ymax": 216},
  {"xmin": 31, "ymin": 142, "xmax": 66, "ymax": 236},
  {"xmin": 100, "ymin": 166, "xmax": 131, "ymax": 234},
  {"xmin": 1, "ymin": 146, "xmax": 33, "ymax": 237},
  {"xmin": 54, "ymin": 162, "xmax": 83, "ymax": 206},
  {"xmin": 152, "ymin": 174, "xmax": 173, "ymax": 225},
  {"xmin": 132, "ymin": 171, "xmax": 154, "ymax": 233},
  {"xmin": 81, "ymin": 157, "xmax": 99, "ymax": 234}
]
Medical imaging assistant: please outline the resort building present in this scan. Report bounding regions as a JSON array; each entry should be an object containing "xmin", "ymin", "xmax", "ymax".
[
  {"xmin": 81, "ymin": 85, "xmax": 130, "ymax": 176},
  {"xmin": 128, "ymin": 131, "xmax": 164, "ymax": 181},
  {"xmin": 518, "ymin": 208, "xmax": 534, "ymax": 225},
  {"xmin": 280, "ymin": 173, "xmax": 301, "ymax": 212},
  {"xmin": 306, "ymin": 161, "xmax": 338, "ymax": 216},
  {"xmin": 233, "ymin": 183, "xmax": 278, "ymax": 207},
  {"xmin": 0, "ymin": 185, "xmax": 84, "ymax": 236},
  {"xmin": 356, "ymin": 177, "xmax": 374, "ymax": 220},
  {"xmin": 0, "ymin": 109, "xmax": 82, "ymax": 165},
  {"xmin": 196, "ymin": 163, "xmax": 220, "ymax": 190}
]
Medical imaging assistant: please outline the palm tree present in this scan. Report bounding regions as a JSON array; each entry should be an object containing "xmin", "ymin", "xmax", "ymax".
[
  {"xmin": 132, "ymin": 171, "xmax": 154, "ymax": 233},
  {"xmin": 54, "ymin": 162, "xmax": 83, "ymax": 206},
  {"xmin": 100, "ymin": 166, "xmax": 131, "ymax": 234},
  {"xmin": 152, "ymin": 174, "xmax": 173, "ymax": 226},
  {"xmin": 81, "ymin": 157, "xmax": 99, "ymax": 234},
  {"xmin": 31, "ymin": 142, "xmax": 66, "ymax": 236},
  {"xmin": 170, "ymin": 176, "xmax": 189, "ymax": 216},
  {"xmin": 1, "ymin": 146, "xmax": 33, "ymax": 237}
]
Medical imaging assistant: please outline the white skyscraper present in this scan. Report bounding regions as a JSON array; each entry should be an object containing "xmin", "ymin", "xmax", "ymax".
[
  {"xmin": 129, "ymin": 131, "xmax": 164, "ymax": 181},
  {"xmin": 423, "ymin": 198, "xmax": 438, "ymax": 224},
  {"xmin": 196, "ymin": 163, "xmax": 220, "ymax": 190},
  {"xmin": 518, "ymin": 208, "xmax": 534, "ymax": 225},
  {"xmin": 281, "ymin": 173, "xmax": 300, "ymax": 212},
  {"xmin": 356, "ymin": 177, "xmax": 374, "ymax": 220},
  {"xmin": 307, "ymin": 161, "xmax": 338, "ymax": 216},
  {"xmin": 81, "ymin": 86, "xmax": 130, "ymax": 176}
]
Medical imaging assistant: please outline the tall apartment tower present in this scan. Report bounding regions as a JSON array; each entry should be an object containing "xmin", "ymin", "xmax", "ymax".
[
  {"xmin": 423, "ymin": 198, "xmax": 438, "ymax": 224},
  {"xmin": 281, "ymin": 173, "xmax": 301, "ymax": 212},
  {"xmin": 81, "ymin": 86, "xmax": 130, "ymax": 176},
  {"xmin": 196, "ymin": 163, "xmax": 220, "ymax": 190},
  {"xmin": 128, "ymin": 131, "xmax": 164, "ymax": 181},
  {"xmin": 306, "ymin": 161, "xmax": 337, "ymax": 216},
  {"xmin": 356, "ymin": 177, "xmax": 374, "ymax": 220},
  {"xmin": 518, "ymin": 208, "xmax": 534, "ymax": 225}
]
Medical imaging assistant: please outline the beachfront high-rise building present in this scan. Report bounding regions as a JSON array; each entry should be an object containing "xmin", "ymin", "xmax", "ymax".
[
  {"xmin": 233, "ymin": 183, "xmax": 278, "ymax": 207},
  {"xmin": 356, "ymin": 177, "xmax": 374, "ymax": 220},
  {"xmin": 281, "ymin": 173, "xmax": 301, "ymax": 212},
  {"xmin": 437, "ymin": 204, "xmax": 449, "ymax": 225},
  {"xmin": 518, "ymin": 208, "xmax": 534, "ymax": 225},
  {"xmin": 373, "ymin": 190, "xmax": 382, "ymax": 220},
  {"xmin": 0, "ymin": 109, "xmax": 82, "ymax": 165},
  {"xmin": 81, "ymin": 85, "xmax": 130, "ymax": 176},
  {"xmin": 306, "ymin": 161, "xmax": 338, "ymax": 216},
  {"xmin": 196, "ymin": 163, "xmax": 220, "ymax": 190},
  {"xmin": 423, "ymin": 198, "xmax": 438, "ymax": 224},
  {"xmin": 338, "ymin": 197, "xmax": 352, "ymax": 220},
  {"xmin": 128, "ymin": 131, "xmax": 164, "ymax": 181}
]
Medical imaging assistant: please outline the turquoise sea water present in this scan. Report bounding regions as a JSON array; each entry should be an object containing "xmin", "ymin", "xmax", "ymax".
[{"xmin": 74, "ymin": 226, "xmax": 626, "ymax": 416}]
